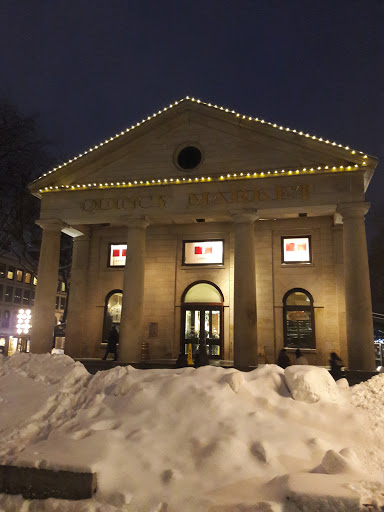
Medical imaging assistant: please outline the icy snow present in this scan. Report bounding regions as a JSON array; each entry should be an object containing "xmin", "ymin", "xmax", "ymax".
[{"xmin": 0, "ymin": 354, "xmax": 383, "ymax": 511}]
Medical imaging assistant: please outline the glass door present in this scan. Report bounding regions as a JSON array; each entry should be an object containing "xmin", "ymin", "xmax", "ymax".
[{"xmin": 183, "ymin": 306, "xmax": 222, "ymax": 359}]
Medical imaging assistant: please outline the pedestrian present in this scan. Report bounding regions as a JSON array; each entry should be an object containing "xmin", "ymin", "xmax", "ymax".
[
  {"xmin": 194, "ymin": 343, "xmax": 210, "ymax": 368},
  {"xmin": 277, "ymin": 348, "xmax": 291, "ymax": 369},
  {"xmin": 102, "ymin": 325, "xmax": 119, "ymax": 361},
  {"xmin": 329, "ymin": 351, "xmax": 343, "ymax": 380},
  {"xmin": 295, "ymin": 348, "xmax": 308, "ymax": 365},
  {"xmin": 176, "ymin": 351, "xmax": 189, "ymax": 368}
]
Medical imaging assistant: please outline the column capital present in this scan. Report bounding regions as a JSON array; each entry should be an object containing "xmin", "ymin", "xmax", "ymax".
[
  {"xmin": 120, "ymin": 216, "xmax": 149, "ymax": 230},
  {"xmin": 230, "ymin": 209, "xmax": 259, "ymax": 224},
  {"xmin": 36, "ymin": 219, "xmax": 65, "ymax": 232},
  {"xmin": 336, "ymin": 202, "xmax": 370, "ymax": 221}
]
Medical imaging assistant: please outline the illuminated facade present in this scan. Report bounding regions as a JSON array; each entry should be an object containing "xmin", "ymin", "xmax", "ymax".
[{"xmin": 29, "ymin": 98, "xmax": 378, "ymax": 370}]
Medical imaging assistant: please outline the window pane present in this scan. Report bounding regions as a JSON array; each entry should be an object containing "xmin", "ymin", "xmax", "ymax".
[
  {"xmin": 55, "ymin": 296, "xmax": 59, "ymax": 309},
  {"xmin": 16, "ymin": 270, "xmax": 23, "ymax": 282},
  {"xmin": 33, "ymin": 276, "xmax": 37, "ymax": 286},
  {"xmin": 0, "ymin": 284, "xmax": 3, "ymax": 301},
  {"xmin": 285, "ymin": 310, "xmax": 314, "ymax": 348},
  {"xmin": 5, "ymin": 286, "xmax": 13, "ymax": 302},
  {"xmin": 7, "ymin": 267, "xmax": 15, "ymax": 280},
  {"xmin": 282, "ymin": 237, "xmax": 311, "ymax": 263},
  {"xmin": 184, "ymin": 283, "xmax": 222, "ymax": 303},
  {"xmin": 23, "ymin": 290, "xmax": 30, "ymax": 305},
  {"xmin": 14, "ymin": 288, "xmax": 21, "ymax": 304},
  {"xmin": 0, "ymin": 264, "xmax": 5, "ymax": 279},
  {"xmin": 2, "ymin": 311, "xmax": 10, "ymax": 328},
  {"xmin": 60, "ymin": 297, "xmax": 66, "ymax": 310},
  {"xmin": 286, "ymin": 292, "xmax": 310, "ymax": 306},
  {"xmin": 185, "ymin": 310, "xmax": 200, "ymax": 339},
  {"xmin": 25, "ymin": 272, "xmax": 31, "ymax": 284}
]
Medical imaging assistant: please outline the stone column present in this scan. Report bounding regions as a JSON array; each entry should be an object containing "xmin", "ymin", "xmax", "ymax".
[
  {"xmin": 337, "ymin": 202, "xmax": 375, "ymax": 371},
  {"xmin": 232, "ymin": 211, "xmax": 258, "ymax": 369},
  {"xmin": 65, "ymin": 227, "xmax": 91, "ymax": 358},
  {"xmin": 119, "ymin": 218, "xmax": 149, "ymax": 362},
  {"xmin": 30, "ymin": 219, "xmax": 63, "ymax": 354}
]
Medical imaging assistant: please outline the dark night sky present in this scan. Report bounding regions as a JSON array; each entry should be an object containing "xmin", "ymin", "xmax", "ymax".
[{"xmin": 1, "ymin": 0, "xmax": 383, "ymax": 230}]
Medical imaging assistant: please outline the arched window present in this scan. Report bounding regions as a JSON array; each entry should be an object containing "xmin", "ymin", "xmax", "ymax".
[
  {"xmin": 283, "ymin": 288, "xmax": 315, "ymax": 349},
  {"xmin": 103, "ymin": 290, "xmax": 122, "ymax": 342},
  {"xmin": 181, "ymin": 281, "xmax": 224, "ymax": 358}
]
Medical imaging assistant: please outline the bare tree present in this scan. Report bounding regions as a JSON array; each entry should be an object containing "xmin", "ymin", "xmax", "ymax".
[{"xmin": 0, "ymin": 99, "xmax": 55, "ymax": 268}]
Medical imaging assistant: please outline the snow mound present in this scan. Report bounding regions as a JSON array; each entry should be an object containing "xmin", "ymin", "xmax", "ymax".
[
  {"xmin": 285, "ymin": 365, "xmax": 340, "ymax": 403},
  {"xmin": 0, "ymin": 357, "xmax": 383, "ymax": 511}
]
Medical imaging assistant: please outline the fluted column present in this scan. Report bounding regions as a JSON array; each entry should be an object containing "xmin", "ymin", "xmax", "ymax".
[
  {"xmin": 232, "ymin": 211, "xmax": 258, "ymax": 369},
  {"xmin": 337, "ymin": 202, "xmax": 375, "ymax": 371},
  {"xmin": 119, "ymin": 218, "xmax": 149, "ymax": 362},
  {"xmin": 65, "ymin": 226, "xmax": 91, "ymax": 358},
  {"xmin": 30, "ymin": 219, "xmax": 63, "ymax": 353}
]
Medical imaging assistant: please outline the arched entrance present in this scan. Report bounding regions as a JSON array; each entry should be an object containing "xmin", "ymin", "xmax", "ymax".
[{"xmin": 181, "ymin": 281, "xmax": 224, "ymax": 359}]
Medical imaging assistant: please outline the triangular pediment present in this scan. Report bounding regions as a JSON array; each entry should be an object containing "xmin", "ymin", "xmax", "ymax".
[{"xmin": 29, "ymin": 98, "xmax": 376, "ymax": 194}]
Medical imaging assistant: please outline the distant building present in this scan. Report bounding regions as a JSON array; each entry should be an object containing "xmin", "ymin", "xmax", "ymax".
[
  {"xmin": 0, "ymin": 255, "xmax": 66, "ymax": 355},
  {"xmin": 28, "ymin": 98, "xmax": 378, "ymax": 370}
]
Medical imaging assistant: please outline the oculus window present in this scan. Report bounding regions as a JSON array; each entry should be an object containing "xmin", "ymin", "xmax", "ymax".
[
  {"xmin": 283, "ymin": 288, "xmax": 315, "ymax": 349},
  {"xmin": 183, "ymin": 240, "xmax": 224, "ymax": 266},
  {"xmin": 176, "ymin": 146, "xmax": 202, "ymax": 170},
  {"xmin": 281, "ymin": 236, "xmax": 311, "ymax": 264},
  {"xmin": 108, "ymin": 244, "xmax": 127, "ymax": 267}
]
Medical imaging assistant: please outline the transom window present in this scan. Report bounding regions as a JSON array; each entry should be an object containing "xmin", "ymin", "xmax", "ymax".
[{"xmin": 283, "ymin": 288, "xmax": 315, "ymax": 349}]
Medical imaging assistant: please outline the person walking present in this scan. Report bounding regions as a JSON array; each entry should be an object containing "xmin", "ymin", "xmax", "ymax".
[
  {"xmin": 102, "ymin": 325, "xmax": 119, "ymax": 361},
  {"xmin": 295, "ymin": 348, "xmax": 308, "ymax": 365},
  {"xmin": 329, "ymin": 352, "xmax": 343, "ymax": 380},
  {"xmin": 277, "ymin": 348, "xmax": 291, "ymax": 369}
]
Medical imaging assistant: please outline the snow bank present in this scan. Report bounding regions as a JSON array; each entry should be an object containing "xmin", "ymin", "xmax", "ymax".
[{"xmin": 0, "ymin": 354, "xmax": 382, "ymax": 511}]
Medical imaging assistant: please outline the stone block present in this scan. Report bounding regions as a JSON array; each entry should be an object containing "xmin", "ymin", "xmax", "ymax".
[{"xmin": 0, "ymin": 464, "xmax": 97, "ymax": 500}]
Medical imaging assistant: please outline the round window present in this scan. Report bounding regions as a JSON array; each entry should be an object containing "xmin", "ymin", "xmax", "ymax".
[{"xmin": 176, "ymin": 146, "xmax": 202, "ymax": 170}]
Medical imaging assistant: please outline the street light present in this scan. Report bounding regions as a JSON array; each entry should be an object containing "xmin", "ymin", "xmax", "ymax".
[{"xmin": 16, "ymin": 309, "xmax": 31, "ymax": 352}]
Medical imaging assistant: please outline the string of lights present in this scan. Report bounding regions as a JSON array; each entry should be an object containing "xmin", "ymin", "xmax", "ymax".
[
  {"xmin": 38, "ymin": 163, "xmax": 361, "ymax": 193},
  {"xmin": 33, "ymin": 97, "xmax": 370, "ymax": 188}
]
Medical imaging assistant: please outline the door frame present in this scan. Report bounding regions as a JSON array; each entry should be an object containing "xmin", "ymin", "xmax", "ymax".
[{"xmin": 180, "ymin": 281, "xmax": 224, "ymax": 359}]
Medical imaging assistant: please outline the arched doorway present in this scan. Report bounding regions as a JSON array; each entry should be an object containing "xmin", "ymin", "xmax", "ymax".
[
  {"xmin": 181, "ymin": 281, "xmax": 224, "ymax": 359},
  {"xmin": 103, "ymin": 289, "xmax": 122, "ymax": 342}
]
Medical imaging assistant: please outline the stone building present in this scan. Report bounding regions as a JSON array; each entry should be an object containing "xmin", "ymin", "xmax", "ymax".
[{"xmin": 28, "ymin": 98, "xmax": 378, "ymax": 370}]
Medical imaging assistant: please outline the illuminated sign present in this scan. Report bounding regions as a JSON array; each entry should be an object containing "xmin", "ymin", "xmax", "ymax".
[
  {"xmin": 183, "ymin": 240, "xmax": 224, "ymax": 265},
  {"xmin": 282, "ymin": 236, "xmax": 311, "ymax": 263},
  {"xmin": 109, "ymin": 244, "xmax": 127, "ymax": 267}
]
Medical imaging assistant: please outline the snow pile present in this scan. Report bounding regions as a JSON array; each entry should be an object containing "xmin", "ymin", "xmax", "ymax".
[{"xmin": 0, "ymin": 354, "xmax": 382, "ymax": 511}]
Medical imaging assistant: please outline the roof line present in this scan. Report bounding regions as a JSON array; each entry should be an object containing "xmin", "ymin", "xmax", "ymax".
[{"xmin": 31, "ymin": 96, "xmax": 372, "ymax": 185}]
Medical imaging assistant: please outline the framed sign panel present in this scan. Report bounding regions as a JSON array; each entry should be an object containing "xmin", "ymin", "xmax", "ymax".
[
  {"xmin": 183, "ymin": 240, "xmax": 224, "ymax": 266},
  {"xmin": 281, "ymin": 236, "xmax": 311, "ymax": 264},
  {"xmin": 108, "ymin": 243, "xmax": 127, "ymax": 267}
]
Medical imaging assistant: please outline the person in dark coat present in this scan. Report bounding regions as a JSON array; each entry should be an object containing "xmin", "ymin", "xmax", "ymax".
[
  {"xmin": 194, "ymin": 343, "xmax": 210, "ymax": 368},
  {"xmin": 277, "ymin": 348, "xmax": 291, "ymax": 369},
  {"xmin": 329, "ymin": 352, "xmax": 343, "ymax": 380},
  {"xmin": 295, "ymin": 348, "xmax": 309, "ymax": 365},
  {"xmin": 102, "ymin": 325, "xmax": 119, "ymax": 361},
  {"xmin": 175, "ymin": 352, "xmax": 189, "ymax": 368}
]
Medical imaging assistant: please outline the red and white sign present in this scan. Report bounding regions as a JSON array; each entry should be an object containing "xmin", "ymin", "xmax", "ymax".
[
  {"xmin": 283, "ymin": 237, "xmax": 310, "ymax": 263},
  {"xmin": 184, "ymin": 241, "xmax": 223, "ymax": 265},
  {"xmin": 110, "ymin": 244, "xmax": 127, "ymax": 266}
]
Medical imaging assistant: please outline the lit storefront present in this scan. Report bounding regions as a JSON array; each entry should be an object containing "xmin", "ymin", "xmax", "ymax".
[{"xmin": 28, "ymin": 98, "xmax": 378, "ymax": 370}]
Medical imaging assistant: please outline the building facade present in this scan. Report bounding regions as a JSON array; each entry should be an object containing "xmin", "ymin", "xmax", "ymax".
[
  {"xmin": 28, "ymin": 98, "xmax": 378, "ymax": 370},
  {"xmin": 0, "ymin": 255, "xmax": 66, "ymax": 355}
]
